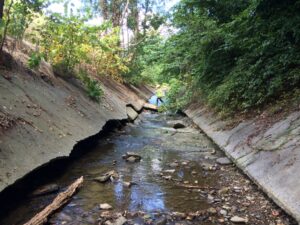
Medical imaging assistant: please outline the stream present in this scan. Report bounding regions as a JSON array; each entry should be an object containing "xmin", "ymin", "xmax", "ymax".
[{"xmin": 0, "ymin": 111, "xmax": 295, "ymax": 225}]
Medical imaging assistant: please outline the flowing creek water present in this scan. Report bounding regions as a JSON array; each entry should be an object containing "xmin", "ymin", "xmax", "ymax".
[{"xmin": 0, "ymin": 111, "xmax": 296, "ymax": 225}]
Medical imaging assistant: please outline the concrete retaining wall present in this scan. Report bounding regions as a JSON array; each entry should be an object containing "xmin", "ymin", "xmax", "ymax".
[
  {"xmin": 185, "ymin": 103, "xmax": 300, "ymax": 222},
  {"xmin": 0, "ymin": 52, "xmax": 152, "ymax": 192}
]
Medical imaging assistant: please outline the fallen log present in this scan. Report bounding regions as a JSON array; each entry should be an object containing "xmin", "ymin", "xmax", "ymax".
[
  {"xmin": 143, "ymin": 103, "xmax": 158, "ymax": 111},
  {"xmin": 24, "ymin": 176, "xmax": 84, "ymax": 225}
]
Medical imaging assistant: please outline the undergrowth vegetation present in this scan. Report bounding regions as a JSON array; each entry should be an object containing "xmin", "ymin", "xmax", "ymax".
[
  {"xmin": 0, "ymin": 0, "xmax": 132, "ymax": 102},
  {"xmin": 0, "ymin": 0, "xmax": 299, "ymax": 112},
  {"xmin": 133, "ymin": 0, "xmax": 300, "ymax": 114}
]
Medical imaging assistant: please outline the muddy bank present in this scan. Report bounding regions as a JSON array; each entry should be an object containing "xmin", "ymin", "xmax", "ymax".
[
  {"xmin": 185, "ymin": 103, "xmax": 300, "ymax": 223},
  {"xmin": 0, "ymin": 49, "xmax": 152, "ymax": 192}
]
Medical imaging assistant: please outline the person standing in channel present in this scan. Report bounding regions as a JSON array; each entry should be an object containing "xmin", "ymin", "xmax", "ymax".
[{"xmin": 156, "ymin": 89, "xmax": 164, "ymax": 106}]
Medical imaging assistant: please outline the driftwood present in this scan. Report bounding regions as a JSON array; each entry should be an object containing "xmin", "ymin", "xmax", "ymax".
[{"xmin": 24, "ymin": 176, "xmax": 84, "ymax": 225}]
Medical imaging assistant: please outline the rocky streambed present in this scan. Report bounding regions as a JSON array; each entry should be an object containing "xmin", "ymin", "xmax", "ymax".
[{"xmin": 0, "ymin": 112, "xmax": 296, "ymax": 225}]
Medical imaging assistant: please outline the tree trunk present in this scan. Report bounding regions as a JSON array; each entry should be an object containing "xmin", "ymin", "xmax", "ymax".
[
  {"xmin": 142, "ymin": 0, "xmax": 150, "ymax": 35},
  {"xmin": 0, "ymin": 0, "xmax": 13, "ymax": 63},
  {"xmin": 133, "ymin": 0, "xmax": 139, "ymax": 38},
  {"xmin": 99, "ymin": 0, "xmax": 109, "ymax": 20},
  {"xmin": 111, "ymin": 0, "xmax": 123, "ymax": 27},
  {"xmin": 0, "ymin": 0, "xmax": 4, "ymax": 20}
]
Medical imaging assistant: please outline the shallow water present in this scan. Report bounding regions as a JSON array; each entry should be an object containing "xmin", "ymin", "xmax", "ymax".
[{"xmin": 1, "ymin": 112, "xmax": 224, "ymax": 225}]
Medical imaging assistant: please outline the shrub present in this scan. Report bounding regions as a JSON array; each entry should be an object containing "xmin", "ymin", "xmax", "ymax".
[
  {"xmin": 28, "ymin": 52, "xmax": 43, "ymax": 69},
  {"xmin": 78, "ymin": 70, "xmax": 103, "ymax": 102},
  {"xmin": 165, "ymin": 78, "xmax": 190, "ymax": 112}
]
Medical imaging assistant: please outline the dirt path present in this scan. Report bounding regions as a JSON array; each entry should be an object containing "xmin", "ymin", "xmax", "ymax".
[{"xmin": 0, "ymin": 112, "xmax": 296, "ymax": 225}]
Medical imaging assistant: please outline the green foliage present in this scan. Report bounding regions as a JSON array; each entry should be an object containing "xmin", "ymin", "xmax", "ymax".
[
  {"xmin": 165, "ymin": 78, "xmax": 190, "ymax": 112},
  {"xmin": 125, "ymin": 32, "xmax": 165, "ymax": 85},
  {"xmin": 4, "ymin": 0, "xmax": 47, "ymax": 40},
  {"xmin": 28, "ymin": 52, "xmax": 43, "ymax": 69},
  {"xmin": 4, "ymin": 0, "xmax": 300, "ymax": 115},
  {"xmin": 36, "ymin": 12, "xmax": 128, "ymax": 81},
  {"xmin": 78, "ymin": 70, "xmax": 103, "ymax": 102},
  {"xmin": 39, "ymin": 14, "xmax": 86, "ymax": 73},
  {"xmin": 156, "ymin": 0, "xmax": 300, "ymax": 114}
]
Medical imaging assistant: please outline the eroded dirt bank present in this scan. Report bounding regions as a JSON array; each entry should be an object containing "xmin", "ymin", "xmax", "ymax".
[
  {"xmin": 0, "ymin": 50, "xmax": 152, "ymax": 192},
  {"xmin": 185, "ymin": 103, "xmax": 300, "ymax": 223},
  {"xmin": 0, "ymin": 112, "xmax": 296, "ymax": 225}
]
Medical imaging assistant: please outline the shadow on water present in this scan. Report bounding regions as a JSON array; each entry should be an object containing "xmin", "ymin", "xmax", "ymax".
[
  {"xmin": 0, "ymin": 119, "xmax": 126, "ymax": 224},
  {"xmin": 0, "ymin": 111, "xmax": 222, "ymax": 225}
]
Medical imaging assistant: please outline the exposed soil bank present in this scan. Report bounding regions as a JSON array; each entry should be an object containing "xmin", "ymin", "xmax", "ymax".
[
  {"xmin": 185, "ymin": 103, "xmax": 300, "ymax": 223},
  {"xmin": 0, "ymin": 49, "xmax": 153, "ymax": 192}
]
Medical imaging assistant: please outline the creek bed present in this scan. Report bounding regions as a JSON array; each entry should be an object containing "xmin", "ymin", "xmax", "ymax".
[{"xmin": 0, "ymin": 112, "xmax": 296, "ymax": 225}]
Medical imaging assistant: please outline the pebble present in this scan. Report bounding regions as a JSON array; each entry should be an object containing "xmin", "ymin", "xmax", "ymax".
[
  {"xmin": 162, "ymin": 175, "xmax": 172, "ymax": 180},
  {"xmin": 100, "ymin": 203, "xmax": 113, "ymax": 210},
  {"xmin": 127, "ymin": 156, "xmax": 139, "ymax": 163},
  {"xmin": 163, "ymin": 169, "xmax": 175, "ymax": 173},
  {"xmin": 220, "ymin": 209, "xmax": 227, "ymax": 216},
  {"xmin": 113, "ymin": 216, "xmax": 127, "ymax": 225},
  {"xmin": 230, "ymin": 216, "xmax": 248, "ymax": 223},
  {"xmin": 169, "ymin": 162, "xmax": 179, "ymax": 167},
  {"xmin": 181, "ymin": 161, "xmax": 189, "ymax": 166},
  {"xmin": 207, "ymin": 207, "xmax": 217, "ymax": 214},
  {"xmin": 154, "ymin": 217, "xmax": 167, "ymax": 225},
  {"xmin": 123, "ymin": 152, "xmax": 142, "ymax": 163},
  {"xmin": 100, "ymin": 211, "xmax": 113, "ymax": 220},
  {"xmin": 207, "ymin": 194, "xmax": 214, "ymax": 201},
  {"xmin": 94, "ymin": 170, "xmax": 118, "ymax": 183},
  {"xmin": 57, "ymin": 212, "xmax": 72, "ymax": 221},
  {"xmin": 216, "ymin": 157, "xmax": 232, "ymax": 165},
  {"xmin": 123, "ymin": 181, "xmax": 133, "ymax": 187},
  {"xmin": 218, "ymin": 187, "xmax": 230, "ymax": 195},
  {"xmin": 172, "ymin": 212, "xmax": 186, "ymax": 219}
]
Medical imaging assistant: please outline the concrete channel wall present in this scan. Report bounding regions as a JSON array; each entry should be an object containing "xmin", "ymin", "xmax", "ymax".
[
  {"xmin": 0, "ymin": 50, "xmax": 153, "ymax": 192},
  {"xmin": 185, "ymin": 103, "xmax": 300, "ymax": 223}
]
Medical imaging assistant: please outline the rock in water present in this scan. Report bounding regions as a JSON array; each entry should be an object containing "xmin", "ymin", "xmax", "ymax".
[
  {"xmin": 126, "ymin": 152, "xmax": 142, "ymax": 159},
  {"xmin": 230, "ymin": 216, "xmax": 248, "ymax": 223},
  {"xmin": 126, "ymin": 156, "xmax": 139, "ymax": 163},
  {"xmin": 31, "ymin": 184, "xmax": 59, "ymax": 197},
  {"xmin": 163, "ymin": 169, "xmax": 176, "ymax": 173},
  {"xmin": 201, "ymin": 162, "xmax": 215, "ymax": 171},
  {"xmin": 171, "ymin": 212, "xmax": 186, "ymax": 219},
  {"xmin": 216, "ymin": 157, "xmax": 232, "ymax": 165},
  {"xmin": 99, "ymin": 203, "xmax": 113, "ymax": 210},
  {"xmin": 154, "ymin": 217, "xmax": 167, "ymax": 225},
  {"xmin": 113, "ymin": 216, "xmax": 127, "ymax": 225},
  {"xmin": 220, "ymin": 209, "xmax": 227, "ymax": 216},
  {"xmin": 181, "ymin": 161, "xmax": 189, "ymax": 166},
  {"xmin": 93, "ymin": 175, "xmax": 111, "ymax": 183},
  {"xmin": 94, "ymin": 170, "xmax": 119, "ymax": 183},
  {"xmin": 207, "ymin": 207, "xmax": 217, "ymax": 215},
  {"xmin": 173, "ymin": 123, "xmax": 185, "ymax": 129},
  {"xmin": 169, "ymin": 162, "xmax": 179, "ymax": 168},
  {"xmin": 123, "ymin": 181, "xmax": 137, "ymax": 188},
  {"xmin": 123, "ymin": 152, "xmax": 142, "ymax": 163},
  {"xmin": 167, "ymin": 120, "xmax": 186, "ymax": 129}
]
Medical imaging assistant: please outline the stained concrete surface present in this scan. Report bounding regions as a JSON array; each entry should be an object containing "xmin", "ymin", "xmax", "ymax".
[
  {"xmin": 0, "ymin": 51, "xmax": 152, "ymax": 192},
  {"xmin": 185, "ymin": 103, "xmax": 300, "ymax": 222}
]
